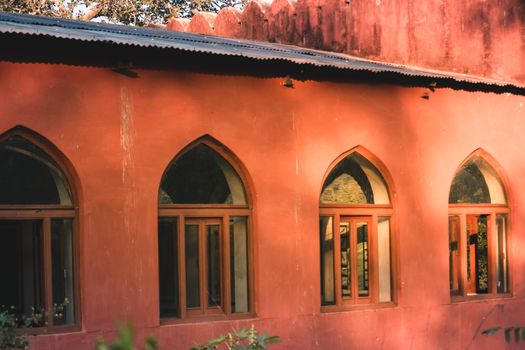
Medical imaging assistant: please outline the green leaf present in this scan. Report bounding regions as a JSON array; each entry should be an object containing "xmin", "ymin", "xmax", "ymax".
[
  {"xmin": 514, "ymin": 327, "xmax": 521, "ymax": 343},
  {"xmin": 481, "ymin": 327, "xmax": 501, "ymax": 336},
  {"xmin": 145, "ymin": 336, "xmax": 158, "ymax": 350},
  {"xmin": 505, "ymin": 327, "xmax": 513, "ymax": 343}
]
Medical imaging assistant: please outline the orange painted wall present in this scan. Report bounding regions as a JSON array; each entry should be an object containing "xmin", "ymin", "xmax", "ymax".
[{"xmin": 1, "ymin": 61, "xmax": 525, "ymax": 349}]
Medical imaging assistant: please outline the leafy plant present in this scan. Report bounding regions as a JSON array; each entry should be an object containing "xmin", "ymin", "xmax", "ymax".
[
  {"xmin": 482, "ymin": 326, "xmax": 525, "ymax": 344},
  {"xmin": 0, "ymin": 307, "xmax": 30, "ymax": 350},
  {"xmin": 0, "ymin": 299, "xmax": 71, "ymax": 350},
  {"xmin": 190, "ymin": 325, "xmax": 281, "ymax": 350},
  {"xmin": 96, "ymin": 323, "xmax": 158, "ymax": 350}
]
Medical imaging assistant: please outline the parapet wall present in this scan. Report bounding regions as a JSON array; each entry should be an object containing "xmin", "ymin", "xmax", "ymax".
[{"xmin": 167, "ymin": 0, "xmax": 525, "ymax": 84}]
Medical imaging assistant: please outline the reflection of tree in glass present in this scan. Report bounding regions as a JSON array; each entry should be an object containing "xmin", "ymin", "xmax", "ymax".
[
  {"xmin": 321, "ymin": 174, "xmax": 367, "ymax": 204},
  {"xmin": 449, "ymin": 161, "xmax": 490, "ymax": 204},
  {"xmin": 476, "ymin": 217, "xmax": 488, "ymax": 293}
]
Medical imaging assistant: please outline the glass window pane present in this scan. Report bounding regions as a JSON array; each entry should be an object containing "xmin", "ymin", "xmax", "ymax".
[
  {"xmin": 230, "ymin": 217, "xmax": 248, "ymax": 313},
  {"xmin": 0, "ymin": 220, "xmax": 44, "ymax": 326},
  {"xmin": 378, "ymin": 217, "xmax": 391, "ymax": 302},
  {"xmin": 356, "ymin": 222, "xmax": 369, "ymax": 297},
  {"xmin": 340, "ymin": 222, "xmax": 351, "ymax": 298},
  {"xmin": 320, "ymin": 217, "xmax": 335, "ymax": 305},
  {"xmin": 207, "ymin": 224, "xmax": 221, "ymax": 307},
  {"xmin": 466, "ymin": 215, "xmax": 489, "ymax": 294},
  {"xmin": 0, "ymin": 136, "xmax": 72, "ymax": 205},
  {"xmin": 158, "ymin": 218, "xmax": 179, "ymax": 318},
  {"xmin": 51, "ymin": 219, "xmax": 75, "ymax": 325},
  {"xmin": 159, "ymin": 144, "xmax": 246, "ymax": 205},
  {"xmin": 449, "ymin": 159, "xmax": 490, "ymax": 204},
  {"xmin": 185, "ymin": 224, "xmax": 200, "ymax": 308},
  {"xmin": 321, "ymin": 153, "xmax": 390, "ymax": 205},
  {"xmin": 448, "ymin": 216, "xmax": 460, "ymax": 296},
  {"xmin": 497, "ymin": 215, "xmax": 508, "ymax": 293}
]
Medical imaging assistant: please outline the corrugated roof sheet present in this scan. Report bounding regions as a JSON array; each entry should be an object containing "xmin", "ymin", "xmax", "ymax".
[{"xmin": 0, "ymin": 11, "xmax": 523, "ymax": 91}]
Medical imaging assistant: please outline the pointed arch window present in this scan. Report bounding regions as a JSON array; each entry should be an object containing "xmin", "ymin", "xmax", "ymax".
[
  {"xmin": 448, "ymin": 154, "xmax": 509, "ymax": 299},
  {"xmin": 158, "ymin": 140, "xmax": 253, "ymax": 322},
  {"xmin": 0, "ymin": 129, "xmax": 79, "ymax": 333},
  {"xmin": 320, "ymin": 150, "xmax": 394, "ymax": 311}
]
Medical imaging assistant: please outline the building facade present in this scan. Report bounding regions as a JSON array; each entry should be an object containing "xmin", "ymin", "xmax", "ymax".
[{"xmin": 0, "ymin": 7, "xmax": 525, "ymax": 350}]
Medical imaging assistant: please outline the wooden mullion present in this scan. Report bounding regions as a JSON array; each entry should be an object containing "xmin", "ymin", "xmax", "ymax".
[
  {"xmin": 333, "ymin": 215, "xmax": 342, "ymax": 307},
  {"xmin": 159, "ymin": 208, "xmax": 250, "ymax": 217},
  {"xmin": 371, "ymin": 214, "xmax": 379, "ymax": 304},
  {"xmin": 448, "ymin": 206, "xmax": 509, "ymax": 215},
  {"xmin": 159, "ymin": 204, "xmax": 249, "ymax": 210},
  {"xmin": 72, "ymin": 216, "xmax": 81, "ymax": 327},
  {"xmin": 319, "ymin": 207, "xmax": 393, "ymax": 216},
  {"xmin": 178, "ymin": 216, "xmax": 186, "ymax": 319},
  {"xmin": 222, "ymin": 216, "xmax": 231, "ymax": 315},
  {"xmin": 247, "ymin": 215, "xmax": 255, "ymax": 315},
  {"xmin": 199, "ymin": 223, "xmax": 207, "ymax": 314},
  {"xmin": 42, "ymin": 217, "xmax": 53, "ymax": 328},
  {"xmin": 0, "ymin": 210, "xmax": 76, "ymax": 219},
  {"xmin": 350, "ymin": 220, "xmax": 358, "ymax": 304}
]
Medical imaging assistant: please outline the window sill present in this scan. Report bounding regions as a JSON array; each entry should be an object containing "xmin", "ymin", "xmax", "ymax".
[
  {"xmin": 160, "ymin": 312, "xmax": 257, "ymax": 326},
  {"xmin": 321, "ymin": 302, "xmax": 396, "ymax": 313},
  {"xmin": 451, "ymin": 293, "xmax": 513, "ymax": 304},
  {"xmin": 19, "ymin": 324, "xmax": 82, "ymax": 336}
]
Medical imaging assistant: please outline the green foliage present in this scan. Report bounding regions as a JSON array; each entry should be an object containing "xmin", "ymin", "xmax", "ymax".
[
  {"xmin": 0, "ymin": 307, "xmax": 29, "ymax": 350},
  {"xmin": 482, "ymin": 326, "xmax": 525, "ymax": 344},
  {"xmin": 96, "ymin": 324, "xmax": 279, "ymax": 350},
  {"xmin": 190, "ymin": 325, "xmax": 281, "ymax": 350},
  {"xmin": 0, "ymin": 0, "xmax": 248, "ymax": 26},
  {"xmin": 0, "ymin": 299, "xmax": 71, "ymax": 350},
  {"xmin": 96, "ymin": 323, "xmax": 158, "ymax": 350}
]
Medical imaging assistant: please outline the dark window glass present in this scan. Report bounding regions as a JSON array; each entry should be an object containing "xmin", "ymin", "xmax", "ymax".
[
  {"xmin": 449, "ymin": 161, "xmax": 490, "ymax": 204},
  {"xmin": 207, "ymin": 225, "xmax": 221, "ymax": 307},
  {"xmin": 357, "ymin": 222, "xmax": 369, "ymax": 297},
  {"xmin": 0, "ymin": 136, "xmax": 72, "ymax": 205},
  {"xmin": 320, "ymin": 217, "xmax": 335, "ymax": 305},
  {"xmin": 159, "ymin": 145, "xmax": 246, "ymax": 205},
  {"xmin": 158, "ymin": 218, "xmax": 179, "ymax": 318},
  {"xmin": 448, "ymin": 216, "xmax": 460, "ymax": 296},
  {"xmin": 496, "ymin": 215, "xmax": 508, "ymax": 293},
  {"xmin": 0, "ymin": 220, "xmax": 45, "ymax": 326},
  {"xmin": 230, "ymin": 217, "xmax": 248, "ymax": 313},
  {"xmin": 340, "ymin": 222, "xmax": 351, "ymax": 298},
  {"xmin": 51, "ymin": 219, "xmax": 75, "ymax": 325},
  {"xmin": 185, "ymin": 225, "xmax": 200, "ymax": 308}
]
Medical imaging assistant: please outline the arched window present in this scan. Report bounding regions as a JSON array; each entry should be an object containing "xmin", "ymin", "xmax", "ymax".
[
  {"xmin": 158, "ymin": 138, "xmax": 252, "ymax": 321},
  {"xmin": 319, "ymin": 149, "xmax": 394, "ymax": 310},
  {"xmin": 0, "ymin": 128, "xmax": 79, "ymax": 332},
  {"xmin": 448, "ymin": 152, "xmax": 509, "ymax": 298}
]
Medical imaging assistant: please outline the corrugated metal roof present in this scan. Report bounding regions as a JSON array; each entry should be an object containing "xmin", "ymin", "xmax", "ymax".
[{"xmin": 0, "ymin": 11, "xmax": 523, "ymax": 91}]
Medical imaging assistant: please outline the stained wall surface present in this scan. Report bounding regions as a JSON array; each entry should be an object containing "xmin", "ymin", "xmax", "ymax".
[
  {"xmin": 1, "ymin": 61, "xmax": 525, "ymax": 349},
  {"xmin": 168, "ymin": 0, "xmax": 525, "ymax": 85}
]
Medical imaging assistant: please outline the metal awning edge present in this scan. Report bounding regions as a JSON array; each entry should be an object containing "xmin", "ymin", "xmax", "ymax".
[{"xmin": 0, "ymin": 12, "xmax": 523, "ymax": 90}]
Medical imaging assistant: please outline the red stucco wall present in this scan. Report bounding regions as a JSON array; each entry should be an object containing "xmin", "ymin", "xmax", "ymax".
[{"xmin": 1, "ymin": 62, "xmax": 525, "ymax": 349}]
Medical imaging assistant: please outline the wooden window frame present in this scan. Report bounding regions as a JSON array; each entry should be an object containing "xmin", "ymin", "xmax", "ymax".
[
  {"xmin": 159, "ymin": 137, "xmax": 255, "ymax": 324},
  {"xmin": 0, "ymin": 127, "xmax": 81, "ymax": 334},
  {"xmin": 448, "ymin": 204, "xmax": 511, "ymax": 302},
  {"xmin": 0, "ymin": 209, "xmax": 81, "ymax": 334},
  {"xmin": 159, "ymin": 207, "xmax": 255, "ymax": 324},
  {"xmin": 320, "ymin": 206, "xmax": 395, "ymax": 312}
]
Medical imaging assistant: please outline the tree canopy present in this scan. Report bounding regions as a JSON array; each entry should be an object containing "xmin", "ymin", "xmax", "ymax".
[{"xmin": 0, "ymin": 0, "xmax": 247, "ymax": 26}]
